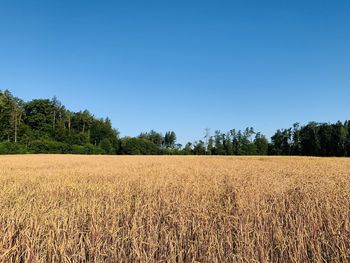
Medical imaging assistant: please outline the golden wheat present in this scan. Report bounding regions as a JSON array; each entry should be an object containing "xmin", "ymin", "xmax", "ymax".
[{"xmin": 0, "ymin": 155, "xmax": 349, "ymax": 262}]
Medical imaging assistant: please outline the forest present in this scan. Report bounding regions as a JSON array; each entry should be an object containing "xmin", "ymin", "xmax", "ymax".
[{"xmin": 1, "ymin": 89, "xmax": 350, "ymax": 156}]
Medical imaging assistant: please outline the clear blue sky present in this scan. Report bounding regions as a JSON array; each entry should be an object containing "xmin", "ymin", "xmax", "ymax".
[{"xmin": 1, "ymin": 1, "xmax": 349, "ymax": 144}]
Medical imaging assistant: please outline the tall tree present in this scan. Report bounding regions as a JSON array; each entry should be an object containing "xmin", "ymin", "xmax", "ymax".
[
  {"xmin": 164, "ymin": 131, "xmax": 176, "ymax": 149},
  {"xmin": 300, "ymin": 122, "xmax": 320, "ymax": 156},
  {"xmin": 214, "ymin": 130, "xmax": 225, "ymax": 155},
  {"xmin": 254, "ymin": 132, "xmax": 268, "ymax": 155},
  {"xmin": 193, "ymin": 140, "xmax": 206, "ymax": 155},
  {"xmin": 291, "ymin": 123, "xmax": 301, "ymax": 155}
]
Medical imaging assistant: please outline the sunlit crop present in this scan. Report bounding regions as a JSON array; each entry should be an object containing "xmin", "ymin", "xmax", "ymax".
[{"xmin": 0, "ymin": 155, "xmax": 349, "ymax": 262}]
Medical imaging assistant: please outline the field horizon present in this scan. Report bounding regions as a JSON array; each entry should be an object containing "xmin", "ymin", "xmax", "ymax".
[{"xmin": 2, "ymin": 1, "xmax": 350, "ymax": 262}]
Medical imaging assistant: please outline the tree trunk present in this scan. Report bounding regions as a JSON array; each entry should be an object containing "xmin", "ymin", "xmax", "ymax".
[
  {"xmin": 68, "ymin": 116, "xmax": 71, "ymax": 134},
  {"xmin": 53, "ymin": 110, "xmax": 56, "ymax": 129},
  {"xmin": 12, "ymin": 108, "xmax": 21, "ymax": 143},
  {"xmin": 14, "ymin": 119, "xmax": 17, "ymax": 143}
]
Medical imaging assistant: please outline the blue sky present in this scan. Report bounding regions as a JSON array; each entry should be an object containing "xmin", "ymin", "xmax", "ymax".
[{"xmin": 1, "ymin": 1, "xmax": 349, "ymax": 144}]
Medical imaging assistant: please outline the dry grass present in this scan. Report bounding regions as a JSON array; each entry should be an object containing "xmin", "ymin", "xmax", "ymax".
[{"xmin": 0, "ymin": 155, "xmax": 349, "ymax": 262}]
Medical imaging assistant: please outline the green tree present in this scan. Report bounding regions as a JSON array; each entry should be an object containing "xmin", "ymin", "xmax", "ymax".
[
  {"xmin": 300, "ymin": 122, "xmax": 320, "ymax": 156},
  {"xmin": 139, "ymin": 130, "xmax": 163, "ymax": 147},
  {"xmin": 291, "ymin": 123, "xmax": 301, "ymax": 155},
  {"xmin": 120, "ymin": 137, "xmax": 159, "ymax": 155},
  {"xmin": 164, "ymin": 131, "xmax": 176, "ymax": 149},
  {"xmin": 183, "ymin": 142, "xmax": 193, "ymax": 155},
  {"xmin": 100, "ymin": 138, "xmax": 112, "ymax": 154},
  {"xmin": 24, "ymin": 99, "xmax": 54, "ymax": 138},
  {"xmin": 254, "ymin": 132, "xmax": 268, "ymax": 155},
  {"xmin": 193, "ymin": 140, "xmax": 206, "ymax": 155},
  {"xmin": 223, "ymin": 132, "xmax": 233, "ymax": 155},
  {"xmin": 0, "ymin": 90, "xmax": 24, "ymax": 143},
  {"xmin": 213, "ymin": 130, "xmax": 225, "ymax": 155}
]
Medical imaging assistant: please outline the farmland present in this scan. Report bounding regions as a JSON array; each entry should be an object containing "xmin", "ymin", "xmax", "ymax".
[{"xmin": 0, "ymin": 155, "xmax": 349, "ymax": 262}]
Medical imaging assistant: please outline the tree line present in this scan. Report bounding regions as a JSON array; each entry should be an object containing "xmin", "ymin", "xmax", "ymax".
[{"xmin": 1, "ymin": 90, "xmax": 350, "ymax": 156}]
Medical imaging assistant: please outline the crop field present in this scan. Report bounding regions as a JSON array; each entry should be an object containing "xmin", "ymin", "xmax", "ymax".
[{"xmin": 0, "ymin": 155, "xmax": 349, "ymax": 262}]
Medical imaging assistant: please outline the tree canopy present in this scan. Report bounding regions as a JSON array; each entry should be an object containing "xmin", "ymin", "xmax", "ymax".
[{"xmin": 1, "ymin": 90, "xmax": 349, "ymax": 156}]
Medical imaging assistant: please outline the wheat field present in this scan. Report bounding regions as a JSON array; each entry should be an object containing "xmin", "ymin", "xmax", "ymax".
[{"xmin": 0, "ymin": 155, "xmax": 349, "ymax": 262}]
